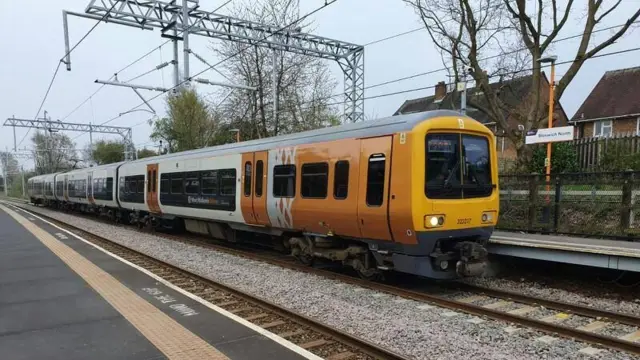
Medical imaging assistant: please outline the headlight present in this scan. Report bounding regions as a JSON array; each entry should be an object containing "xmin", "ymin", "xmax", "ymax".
[
  {"xmin": 425, "ymin": 215, "xmax": 445, "ymax": 228},
  {"xmin": 481, "ymin": 211, "xmax": 496, "ymax": 223}
]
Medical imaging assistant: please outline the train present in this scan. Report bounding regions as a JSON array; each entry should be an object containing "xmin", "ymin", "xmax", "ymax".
[{"xmin": 27, "ymin": 110, "xmax": 499, "ymax": 280}]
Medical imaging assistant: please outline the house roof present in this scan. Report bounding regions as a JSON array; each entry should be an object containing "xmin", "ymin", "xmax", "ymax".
[
  {"xmin": 571, "ymin": 66, "xmax": 640, "ymax": 122},
  {"xmin": 393, "ymin": 73, "xmax": 567, "ymax": 126}
]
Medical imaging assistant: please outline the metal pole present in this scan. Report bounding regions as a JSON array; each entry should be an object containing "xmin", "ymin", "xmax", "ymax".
[
  {"xmin": 13, "ymin": 125, "xmax": 16, "ymax": 151},
  {"xmin": 182, "ymin": 0, "xmax": 190, "ymax": 83},
  {"xmin": 62, "ymin": 11, "xmax": 71, "ymax": 71},
  {"xmin": 545, "ymin": 61, "xmax": 556, "ymax": 203},
  {"xmin": 2, "ymin": 153, "xmax": 7, "ymax": 197},
  {"xmin": 173, "ymin": 30, "xmax": 180, "ymax": 87},
  {"xmin": 460, "ymin": 75, "xmax": 467, "ymax": 115},
  {"xmin": 21, "ymin": 165, "xmax": 25, "ymax": 198},
  {"xmin": 272, "ymin": 49, "xmax": 278, "ymax": 126}
]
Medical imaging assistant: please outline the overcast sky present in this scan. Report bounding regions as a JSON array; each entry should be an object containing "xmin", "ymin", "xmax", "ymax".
[{"xmin": 1, "ymin": 0, "xmax": 639, "ymax": 169}]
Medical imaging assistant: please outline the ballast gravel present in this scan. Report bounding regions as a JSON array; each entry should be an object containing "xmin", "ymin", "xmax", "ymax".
[
  {"xmin": 464, "ymin": 270, "xmax": 640, "ymax": 317},
  {"xmin": 16, "ymin": 204, "xmax": 639, "ymax": 360}
]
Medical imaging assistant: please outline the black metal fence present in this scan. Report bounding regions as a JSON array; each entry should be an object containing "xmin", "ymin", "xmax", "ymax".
[{"xmin": 497, "ymin": 171, "xmax": 640, "ymax": 239}]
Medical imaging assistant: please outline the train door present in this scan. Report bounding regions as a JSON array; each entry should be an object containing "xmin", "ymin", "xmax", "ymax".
[
  {"xmin": 241, "ymin": 153, "xmax": 257, "ymax": 225},
  {"xmin": 252, "ymin": 151, "xmax": 270, "ymax": 226},
  {"xmin": 357, "ymin": 137, "xmax": 393, "ymax": 241},
  {"xmin": 146, "ymin": 164, "xmax": 161, "ymax": 214}
]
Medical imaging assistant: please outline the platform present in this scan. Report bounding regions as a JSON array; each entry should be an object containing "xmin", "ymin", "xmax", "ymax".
[
  {"xmin": 0, "ymin": 203, "xmax": 318, "ymax": 360},
  {"xmin": 489, "ymin": 231, "xmax": 640, "ymax": 272}
]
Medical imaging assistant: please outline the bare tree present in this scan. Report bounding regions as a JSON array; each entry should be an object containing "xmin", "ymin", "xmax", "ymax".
[
  {"xmin": 31, "ymin": 131, "xmax": 78, "ymax": 174},
  {"xmin": 404, "ymin": 0, "xmax": 640, "ymax": 166},
  {"xmin": 209, "ymin": 0, "xmax": 339, "ymax": 141}
]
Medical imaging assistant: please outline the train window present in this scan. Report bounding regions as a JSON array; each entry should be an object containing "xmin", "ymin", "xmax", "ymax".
[
  {"xmin": 244, "ymin": 162, "xmax": 252, "ymax": 197},
  {"xmin": 366, "ymin": 154, "xmax": 386, "ymax": 207},
  {"xmin": 171, "ymin": 174, "xmax": 183, "ymax": 194},
  {"xmin": 106, "ymin": 178, "xmax": 113, "ymax": 195},
  {"xmin": 137, "ymin": 179, "xmax": 145, "ymax": 194},
  {"xmin": 255, "ymin": 161, "xmax": 263, "ymax": 197},
  {"xmin": 185, "ymin": 172, "xmax": 200, "ymax": 195},
  {"xmin": 201, "ymin": 170, "xmax": 218, "ymax": 195},
  {"xmin": 219, "ymin": 169, "xmax": 236, "ymax": 196},
  {"xmin": 152, "ymin": 170, "xmax": 157, "ymax": 193},
  {"xmin": 273, "ymin": 165, "xmax": 296, "ymax": 198},
  {"xmin": 301, "ymin": 163, "xmax": 328, "ymax": 198},
  {"xmin": 160, "ymin": 176, "xmax": 169, "ymax": 194},
  {"xmin": 333, "ymin": 161, "xmax": 349, "ymax": 200},
  {"xmin": 147, "ymin": 171, "xmax": 152, "ymax": 192}
]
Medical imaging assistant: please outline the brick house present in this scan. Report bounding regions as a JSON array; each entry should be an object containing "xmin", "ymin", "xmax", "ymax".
[
  {"xmin": 394, "ymin": 73, "xmax": 569, "ymax": 159},
  {"xmin": 571, "ymin": 66, "xmax": 640, "ymax": 138}
]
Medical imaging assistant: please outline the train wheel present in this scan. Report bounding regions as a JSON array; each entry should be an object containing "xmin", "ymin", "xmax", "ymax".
[
  {"xmin": 357, "ymin": 267, "xmax": 384, "ymax": 282},
  {"xmin": 295, "ymin": 253, "xmax": 314, "ymax": 266}
]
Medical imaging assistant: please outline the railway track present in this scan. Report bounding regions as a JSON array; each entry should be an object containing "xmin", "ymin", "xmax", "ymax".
[
  {"xmin": 4, "ymin": 201, "xmax": 407, "ymax": 360},
  {"xmin": 7, "ymin": 199, "xmax": 640, "ymax": 357}
]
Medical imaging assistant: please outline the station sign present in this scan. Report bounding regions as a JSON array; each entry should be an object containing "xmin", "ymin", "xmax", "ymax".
[{"xmin": 525, "ymin": 126, "xmax": 574, "ymax": 145}]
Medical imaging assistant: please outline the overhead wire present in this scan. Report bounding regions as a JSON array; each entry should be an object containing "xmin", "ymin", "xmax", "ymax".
[
  {"xmin": 17, "ymin": 1, "xmax": 120, "ymax": 148},
  {"xmin": 18, "ymin": 0, "xmax": 119, "ymax": 148},
  {"xmin": 67, "ymin": 0, "xmax": 234, "ymax": 142},
  {"xmin": 90, "ymin": 0, "xmax": 340, "ymax": 131}
]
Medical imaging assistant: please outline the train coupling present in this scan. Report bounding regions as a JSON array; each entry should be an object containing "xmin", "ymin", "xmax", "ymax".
[{"xmin": 455, "ymin": 241, "xmax": 488, "ymax": 277}]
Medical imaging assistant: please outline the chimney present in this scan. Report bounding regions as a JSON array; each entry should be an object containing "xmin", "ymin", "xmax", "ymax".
[{"xmin": 435, "ymin": 81, "xmax": 446, "ymax": 101}]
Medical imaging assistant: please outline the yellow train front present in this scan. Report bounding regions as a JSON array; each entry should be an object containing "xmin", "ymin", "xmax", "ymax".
[{"xmin": 402, "ymin": 112, "xmax": 499, "ymax": 279}]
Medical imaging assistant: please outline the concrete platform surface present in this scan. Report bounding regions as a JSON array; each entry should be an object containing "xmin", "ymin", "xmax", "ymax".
[
  {"xmin": 0, "ymin": 203, "xmax": 318, "ymax": 360},
  {"xmin": 489, "ymin": 231, "xmax": 640, "ymax": 272},
  {"xmin": 491, "ymin": 231, "xmax": 640, "ymax": 258}
]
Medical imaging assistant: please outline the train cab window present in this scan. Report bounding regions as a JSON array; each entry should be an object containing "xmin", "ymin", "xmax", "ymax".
[
  {"xmin": 201, "ymin": 171, "xmax": 218, "ymax": 195},
  {"xmin": 184, "ymin": 172, "xmax": 200, "ymax": 195},
  {"xmin": 220, "ymin": 169, "xmax": 236, "ymax": 196},
  {"xmin": 244, "ymin": 162, "xmax": 252, "ymax": 197},
  {"xmin": 301, "ymin": 163, "xmax": 328, "ymax": 198},
  {"xmin": 273, "ymin": 165, "xmax": 295, "ymax": 198},
  {"xmin": 171, "ymin": 174, "xmax": 183, "ymax": 194},
  {"xmin": 160, "ymin": 174, "xmax": 169, "ymax": 194},
  {"xmin": 366, "ymin": 154, "xmax": 386, "ymax": 207},
  {"xmin": 333, "ymin": 161, "xmax": 349, "ymax": 200},
  {"xmin": 255, "ymin": 161, "xmax": 264, "ymax": 197}
]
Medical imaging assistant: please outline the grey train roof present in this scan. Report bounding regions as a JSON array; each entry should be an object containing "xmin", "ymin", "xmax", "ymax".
[{"xmin": 129, "ymin": 110, "xmax": 472, "ymax": 164}]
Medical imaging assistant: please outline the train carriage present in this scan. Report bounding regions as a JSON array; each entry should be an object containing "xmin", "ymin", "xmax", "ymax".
[{"xmin": 28, "ymin": 110, "xmax": 499, "ymax": 280}]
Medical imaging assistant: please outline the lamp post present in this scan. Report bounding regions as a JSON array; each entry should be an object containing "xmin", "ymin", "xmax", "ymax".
[
  {"xmin": 229, "ymin": 129, "xmax": 240, "ymax": 143},
  {"xmin": 537, "ymin": 55, "xmax": 557, "ymax": 207}
]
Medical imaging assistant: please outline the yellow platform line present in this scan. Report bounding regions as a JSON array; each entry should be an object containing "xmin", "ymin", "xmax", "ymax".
[{"xmin": 0, "ymin": 204, "xmax": 229, "ymax": 360}]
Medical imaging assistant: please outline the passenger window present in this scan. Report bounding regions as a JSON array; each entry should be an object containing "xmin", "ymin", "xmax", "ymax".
[
  {"xmin": 201, "ymin": 170, "xmax": 218, "ymax": 195},
  {"xmin": 160, "ymin": 174, "xmax": 169, "ymax": 194},
  {"xmin": 244, "ymin": 162, "xmax": 252, "ymax": 197},
  {"xmin": 219, "ymin": 169, "xmax": 236, "ymax": 196},
  {"xmin": 171, "ymin": 174, "xmax": 183, "ymax": 194},
  {"xmin": 273, "ymin": 165, "xmax": 296, "ymax": 198},
  {"xmin": 137, "ymin": 179, "xmax": 145, "ymax": 194},
  {"xmin": 185, "ymin": 172, "xmax": 200, "ymax": 195},
  {"xmin": 333, "ymin": 161, "xmax": 349, "ymax": 199},
  {"xmin": 255, "ymin": 160, "xmax": 264, "ymax": 197},
  {"xmin": 301, "ymin": 163, "xmax": 328, "ymax": 198},
  {"xmin": 366, "ymin": 154, "xmax": 386, "ymax": 207}
]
